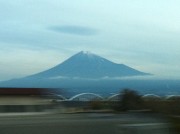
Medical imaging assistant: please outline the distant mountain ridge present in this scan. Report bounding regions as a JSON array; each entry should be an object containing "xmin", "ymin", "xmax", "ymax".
[
  {"xmin": 1, "ymin": 51, "xmax": 180, "ymax": 96},
  {"xmin": 27, "ymin": 51, "xmax": 150, "ymax": 79}
]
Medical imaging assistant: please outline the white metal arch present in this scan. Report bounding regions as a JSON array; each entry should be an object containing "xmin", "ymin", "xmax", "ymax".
[
  {"xmin": 107, "ymin": 94, "xmax": 120, "ymax": 101},
  {"xmin": 48, "ymin": 93, "xmax": 67, "ymax": 100},
  {"xmin": 142, "ymin": 94, "xmax": 161, "ymax": 101},
  {"xmin": 69, "ymin": 93, "xmax": 104, "ymax": 101},
  {"xmin": 165, "ymin": 95, "xmax": 180, "ymax": 100},
  {"xmin": 142, "ymin": 94, "xmax": 160, "ymax": 98}
]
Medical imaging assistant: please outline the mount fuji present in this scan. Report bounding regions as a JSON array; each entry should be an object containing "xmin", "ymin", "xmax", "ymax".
[
  {"xmin": 27, "ymin": 51, "xmax": 149, "ymax": 79},
  {"xmin": 0, "ymin": 51, "xmax": 150, "ymax": 86},
  {"xmin": 1, "ymin": 51, "xmax": 180, "ymax": 96}
]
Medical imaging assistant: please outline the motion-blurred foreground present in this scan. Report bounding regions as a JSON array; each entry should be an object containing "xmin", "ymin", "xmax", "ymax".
[
  {"xmin": 0, "ymin": 113, "xmax": 172, "ymax": 134},
  {"xmin": 0, "ymin": 87, "xmax": 179, "ymax": 134}
]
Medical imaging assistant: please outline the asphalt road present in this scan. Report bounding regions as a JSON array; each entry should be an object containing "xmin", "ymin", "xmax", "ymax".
[{"xmin": 0, "ymin": 113, "xmax": 170, "ymax": 134}]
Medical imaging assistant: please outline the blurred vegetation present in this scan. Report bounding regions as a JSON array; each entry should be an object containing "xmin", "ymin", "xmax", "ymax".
[
  {"xmin": 109, "ymin": 89, "xmax": 144, "ymax": 111},
  {"xmin": 86, "ymin": 88, "xmax": 180, "ymax": 133},
  {"xmin": 169, "ymin": 116, "xmax": 180, "ymax": 134},
  {"xmin": 119, "ymin": 89, "xmax": 143, "ymax": 111},
  {"xmin": 74, "ymin": 88, "xmax": 180, "ymax": 116},
  {"xmin": 89, "ymin": 100, "xmax": 103, "ymax": 110}
]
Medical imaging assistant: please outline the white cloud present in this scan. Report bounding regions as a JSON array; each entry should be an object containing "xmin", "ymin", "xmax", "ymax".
[{"xmin": 0, "ymin": 0, "xmax": 180, "ymax": 80}]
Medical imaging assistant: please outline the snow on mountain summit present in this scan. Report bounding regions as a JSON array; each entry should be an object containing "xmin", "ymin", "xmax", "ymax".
[
  {"xmin": 70, "ymin": 51, "xmax": 112, "ymax": 64},
  {"xmin": 81, "ymin": 51, "xmax": 91, "ymax": 55},
  {"xmin": 27, "ymin": 51, "xmax": 150, "ymax": 79},
  {"xmin": 75, "ymin": 51, "xmax": 103, "ymax": 59}
]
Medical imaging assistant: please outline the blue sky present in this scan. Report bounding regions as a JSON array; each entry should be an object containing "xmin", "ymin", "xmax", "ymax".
[{"xmin": 0, "ymin": 0, "xmax": 180, "ymax": 80}]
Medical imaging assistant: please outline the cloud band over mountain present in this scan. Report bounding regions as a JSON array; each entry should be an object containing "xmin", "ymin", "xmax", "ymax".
[{"xmin": 48, "ymin": 25, "xmax": 98, "ymax": 36}]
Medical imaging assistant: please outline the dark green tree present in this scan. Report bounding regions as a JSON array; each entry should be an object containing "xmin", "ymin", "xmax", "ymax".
[{"xmin": 120, "ymin": 89, "xmax": 143, "ymax": 111}]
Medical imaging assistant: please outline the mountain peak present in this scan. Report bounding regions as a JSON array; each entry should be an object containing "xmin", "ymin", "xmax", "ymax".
[
  {"xmin": 28, "ymin": 51, "xmax": 150, "ymax": 79},
  {"xmin": 80, "ymin": 51, "xmax": 91, "ymax": 55},
  {"xmin": 67, "ymin": 51, "xmax": 106, "ymax": 63},
  {"xmin": 76, "ymin": 51, "xmax": 99, "ymax": 58}
]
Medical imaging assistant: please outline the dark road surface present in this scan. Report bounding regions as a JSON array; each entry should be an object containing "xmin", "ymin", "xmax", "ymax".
[{"xmin": 0, "ymin": 113, "xmax": 170, "ymax": 134}]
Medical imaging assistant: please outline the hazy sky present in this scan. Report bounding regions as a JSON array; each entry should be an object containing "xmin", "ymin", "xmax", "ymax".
[{"xmin": 0, "ymin": 0, "xmax": 180, "ymax": 81}]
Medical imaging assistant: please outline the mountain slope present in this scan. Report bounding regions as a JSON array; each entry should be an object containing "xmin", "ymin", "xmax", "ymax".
[
  {"xmin": 1, "ymin": 51, "xmax": 180, "ymax": 96},
  {"xmin": 27, "ymin": 51, "xmax": 149, "ymax": 79},
  {"xmin": 0, "ymin": 51, "xmax": 153, "ymax": 91}
]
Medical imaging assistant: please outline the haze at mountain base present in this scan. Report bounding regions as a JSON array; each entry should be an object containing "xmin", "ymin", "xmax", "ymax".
[
  {"xmin": 27, "ymin": 51, "xmax": 150, "ymax": 79},
  {"xmin": 3, "ymin": 51, "xmax": 180, "ymax": 97}
]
